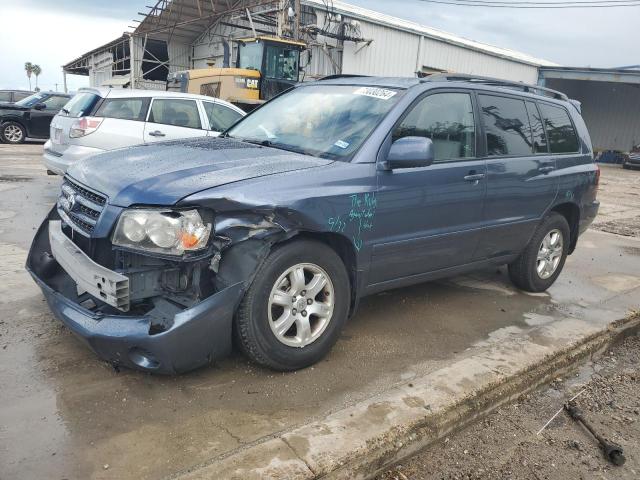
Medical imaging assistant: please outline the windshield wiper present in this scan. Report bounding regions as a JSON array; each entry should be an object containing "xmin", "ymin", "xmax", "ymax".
[{"xmin": 61, "ymin": 108, "xmax": 70, "ymax": 115}]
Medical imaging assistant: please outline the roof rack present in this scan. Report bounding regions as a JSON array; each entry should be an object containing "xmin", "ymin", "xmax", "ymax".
[
  {"xmin": 318, "ymin": 74, "xmax": 371, "ymax": 81},
  {"xmin": 423, "ymin": 73, "xmax": 568, "ymax": 101}
]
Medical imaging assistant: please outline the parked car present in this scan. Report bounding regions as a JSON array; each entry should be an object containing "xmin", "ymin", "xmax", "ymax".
[
  {"xmin": 0, "ymin": 91, "xmax": 71, "ymax": 144},
  {"xmin": 27, "ymin": 75, "xmax": 600, "ymax": 374},
  {"xmin": 0, "ymin": 89, "xmax": 34, "ymax": 104},
  {"xmin": 43, "ymin": 88, "xmax": 245, "ymax": 175},
  {"xmin": 623, "ymin": 145, "xmax": 640, "ymax": 170}
]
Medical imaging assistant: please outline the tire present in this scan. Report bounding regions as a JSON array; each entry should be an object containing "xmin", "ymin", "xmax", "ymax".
[
  {"xmin": 508, "ymin": 212, "xmax": 570, "ymax": 292},
  {"xmin": 235, "ymin": 239, "xmax": 350, "ymax": 371},
  {"xmin": 623, "ymin": 163, "xmax": 631, "ymax": 170},
  {"xmin": 1, "ymin": 122, "xmax": 26, "ymax": 144}
]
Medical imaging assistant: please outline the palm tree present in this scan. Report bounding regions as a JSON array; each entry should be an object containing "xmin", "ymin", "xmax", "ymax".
[
  {"xmin": 32, "ymin": 65, "xmax": 42, "ymax": 90},
  {"xmin": 24, "ymin": 62, "xmax": 34, "ymax": 90}
]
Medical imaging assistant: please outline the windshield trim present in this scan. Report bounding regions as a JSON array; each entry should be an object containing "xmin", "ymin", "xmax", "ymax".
[{"xmin": 226, "ymin": 83, "xmax": 406, "ymax": 163}]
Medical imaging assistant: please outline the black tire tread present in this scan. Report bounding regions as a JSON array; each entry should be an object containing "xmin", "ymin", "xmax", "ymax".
[
  {"xmin": 509, "ymin": 212, "xmax": 570, "ymax": 292},
  {"xmin": 234, "ymin": 239, "xmax": 349, "ymax": 371}
]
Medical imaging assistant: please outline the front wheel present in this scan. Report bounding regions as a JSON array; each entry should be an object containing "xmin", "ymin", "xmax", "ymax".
[
  {"xmin": 234, "ymin": 240, "xmax": 350, "ymax": 371},
  {"xmin": 1, "ymin": 122, "xmax": 26, "ymax": 144},
  {"xmin": 508, "ymin": 212, "xmax": 570, "ymax": 292}
]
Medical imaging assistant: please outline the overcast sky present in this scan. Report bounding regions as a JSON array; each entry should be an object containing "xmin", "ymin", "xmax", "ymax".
[{"xmin": 1, "ymin": 0, "xmax": 638, "ymax": 92}]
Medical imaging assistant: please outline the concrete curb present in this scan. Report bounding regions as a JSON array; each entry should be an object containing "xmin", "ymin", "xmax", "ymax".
[{"xmin": 173, "ymin": 312, "xmax": 640, "ymax": 480}]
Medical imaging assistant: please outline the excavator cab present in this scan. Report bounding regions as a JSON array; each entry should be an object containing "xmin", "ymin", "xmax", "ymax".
[
  {"xmin": 167, "ymin": 36, "xmax": 305, "ymax": 111},
  {"xmin": 236, "ymin": 36, "xmax": 305, "ymax": 103}
]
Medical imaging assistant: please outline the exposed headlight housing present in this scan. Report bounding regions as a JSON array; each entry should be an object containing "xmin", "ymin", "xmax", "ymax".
[{"xmin": 112, "ymin": 209, "xmax": 212, "ymax": 256}]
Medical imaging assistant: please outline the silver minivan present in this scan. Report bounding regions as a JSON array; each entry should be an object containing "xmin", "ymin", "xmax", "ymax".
[{"xmin": 43, "ymin": 88, "xmax": 245, "ymax": 175}]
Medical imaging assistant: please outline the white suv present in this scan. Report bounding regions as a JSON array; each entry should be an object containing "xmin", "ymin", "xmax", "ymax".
[{"xmin": 43, "ymin": 88, "xmax": 245, "ymax": 175}]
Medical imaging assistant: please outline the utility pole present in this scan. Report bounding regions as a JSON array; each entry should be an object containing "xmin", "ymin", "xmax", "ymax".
[{"xmin": 294, "ymin": 0, "xmax": 301, "ymax": 40}]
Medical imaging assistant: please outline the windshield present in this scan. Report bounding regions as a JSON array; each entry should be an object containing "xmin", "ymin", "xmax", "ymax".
[
  {"xmin": 239, "ymin": 42, "xmax": 263, "ymax": 71},
  {"xmin": 15, "ymin": 92, "xmax": 48, "ymax": 107},
  {"xmin": 59, "ymin": 92, "xmax": 101, "ymax": 117},
  {"xmin": 226, "ymin": 85, "xmax": 402, "ymax": 160}
]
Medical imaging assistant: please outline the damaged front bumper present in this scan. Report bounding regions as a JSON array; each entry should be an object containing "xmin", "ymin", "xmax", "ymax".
[{"xmin": 27, "ymin": 216, "xmax": 245, "ymax": 374}]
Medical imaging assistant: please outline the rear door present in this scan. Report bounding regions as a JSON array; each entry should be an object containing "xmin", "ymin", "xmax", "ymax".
[
  {"xmin": 201, "ymin": 100, "xmax": 244, "ymax": 136},
  {"xmin": 475, "ymin": 93, "xmax": 558, "ymax": 259},
  {"xmin": 144, "ymin": 98, "xmax": 207, "ymax": 143}
]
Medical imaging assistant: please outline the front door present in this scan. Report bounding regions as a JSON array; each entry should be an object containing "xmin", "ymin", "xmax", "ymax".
[
  {"xmin": 475, "ymin": 94, "xmax": 559, "ymax": 259},
  {"xmin": 370, "ymin": 91, "xmax": 486, "ymax": 286},
  {"xmin": 30, "ymin": 95, "xmax": 69, "ymax": 137},
  {"xmin": 144, "ymin": 98, "xmax": 207, "ymax": 143}
]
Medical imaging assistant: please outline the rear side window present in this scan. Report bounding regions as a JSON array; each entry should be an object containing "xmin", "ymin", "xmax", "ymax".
[
  {"xmin": 479, "ymin": 94, "xmax": 533, "ymax": 157},
  {"xmin": 538, "ymin": 103, "xmax": 580, "ymax": 154},
  {"xmin": 148, "ymin": 99, "xmax": 201, "ymax": 129},
  {"xmin": 203, "ymin": 102, "xmax": 242, "ymax": 131},
  {"xmin": 393, "ymin": 92, "xmax": 476, "ymax": 162},
  {"xmin": 14, "ymin": 92, "xmax": 31, "ymax": 101},
  {"xmin": 0, "ymin": 92, "xmax": 11, "ymax": 102},
  {"xmin": 525, "ymin": 101, "xmax": 548, "ymax": 153},
  {"xmin": 62, "ymin": 93, "xmax": 101, "ymax": 118},
  {"xmin": 95, "ymin": 98, "xmax": 148, "ymax": 121}
]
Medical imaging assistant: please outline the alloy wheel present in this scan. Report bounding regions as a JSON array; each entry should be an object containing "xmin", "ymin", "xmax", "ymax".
[
  {"xmin": 268, "ymin": 262, "xmax": 335, "ymax": 348},
  {"xmin": 536, "ymin": 229, "xmax": 563, "ymax": 279},
  {"xmin": 4, "ymin": 125, "xmax": 23, "ymax": 143}
]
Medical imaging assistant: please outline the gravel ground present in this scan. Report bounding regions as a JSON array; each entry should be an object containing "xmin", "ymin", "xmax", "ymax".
[
  {"xmin": 377, "ymin": 333, "xmax": 640, "ymax": 480},
  {"xmin": 591, "ymin": 165, "xmax": 640, "ymax": 237}
]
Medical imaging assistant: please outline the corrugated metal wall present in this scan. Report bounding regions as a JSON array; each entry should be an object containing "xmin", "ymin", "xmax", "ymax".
[
  {"xmin": 341, "ymin": 19, "xmax": 538, "ymax": 83},
  {"xmin": 547, "ymin": 79, "xmax": 640, "ymax": 152}
]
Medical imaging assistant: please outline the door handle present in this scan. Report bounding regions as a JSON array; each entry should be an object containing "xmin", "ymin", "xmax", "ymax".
[
  {"xmin": 539, "ymin": 165, "xmax": 555, "ymax": 174},
  {"xmin": 464, "ymin": 173, "xmax": 485, "ymax": 182},
  {"xmin": 148, "ymin": 130, "xmax": 165, "ymax": 137}
]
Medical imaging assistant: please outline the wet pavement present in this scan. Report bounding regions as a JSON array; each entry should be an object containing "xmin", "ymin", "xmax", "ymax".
[{"xmin": 1, "ymin": 145, "xmax": 639, "ymax": 480}]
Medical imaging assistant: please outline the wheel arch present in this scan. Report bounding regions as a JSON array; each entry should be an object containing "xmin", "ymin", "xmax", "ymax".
[
  {"xmin": 280, "ymin": 231, "xmax": 360, "ymax": 316},
  {"xmin": 550, "ymin": 202, "xmax": 580, "ymax": 254}
]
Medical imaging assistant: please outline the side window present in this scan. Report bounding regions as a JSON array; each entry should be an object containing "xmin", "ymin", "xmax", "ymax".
[
  {"xmin": 393, "ymin": 92, "xmax": 476, "ymax": 162},
  {"xmin": 42, "ymin": 96, "xmax": 70, "ymax": 110},
  {"xmin": 0, "ymin": 92, "xmax": 11, "ymax": 102},
  {"xmin": 525, "ymin": 101, "xmax": 548, "ymax": 153},
  {"xmin": 538, "ymin": 103, "xmax": 580, "ymax": 154},
  {"xmin": 203, "ymin": 102, "xmax": 243, "ymax": 131},
  {"xmin": 148, "ymin": 99, "xmax": 201, "ymax": 129},
  {"xmin": 95, "ymin": 98, "xmax": 149, "ymax": 121},
  {"xmin": 14, "ymin": 92, "xmax": 31, "ymax": 101},
  {"xmin": 479, "ymin": 94, "xmax": 533, "ymax": 157}
]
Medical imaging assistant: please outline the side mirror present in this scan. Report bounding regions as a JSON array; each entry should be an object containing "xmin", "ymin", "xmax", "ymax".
[
  {"xmin": 34, "ymin": 103, "xmax": 46, "ymax": 110},
  {"xmin": 385, "ymin": 136, "xmax": 435, "ymax": 169}
]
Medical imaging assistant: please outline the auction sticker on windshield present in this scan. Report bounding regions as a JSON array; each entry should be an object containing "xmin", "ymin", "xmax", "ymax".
[{"xmin": 354, "ymin": 87, "xmax": 397, "ymax": 100}]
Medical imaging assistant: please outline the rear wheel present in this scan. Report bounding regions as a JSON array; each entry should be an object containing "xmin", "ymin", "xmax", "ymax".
[
  {"xmin": 235, "ymin": 240, "xmax": 350, "ymax": 371},
  {"xmin": 508, "ymin": 212, "xmax": 570, "ymax": 292},
  {"xmin": 1, "ymin": 122, "xmax": 26, "ymax": 144}
]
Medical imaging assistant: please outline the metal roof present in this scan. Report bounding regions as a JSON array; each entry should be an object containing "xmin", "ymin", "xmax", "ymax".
[
  {"xmin": 539, "ymin": 66, "xmax": 640, "ymax": 84},
  {"xmin": 131, "ymin": 0, "xmax": 277, "ymax": 42},
  {"xmin": 302, "ymin": 0, "xmax": 557, "ymax": 68}
]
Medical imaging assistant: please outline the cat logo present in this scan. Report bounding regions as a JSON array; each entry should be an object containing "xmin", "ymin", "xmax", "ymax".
[{"xmin": 245, "ymin": 78, "xmax": 259, "ymax": 90}]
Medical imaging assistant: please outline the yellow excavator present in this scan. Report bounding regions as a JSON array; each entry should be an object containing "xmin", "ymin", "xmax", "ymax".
[{"xmin": 167, "ymin": 36, "xmax": 306, "ymax": 111}]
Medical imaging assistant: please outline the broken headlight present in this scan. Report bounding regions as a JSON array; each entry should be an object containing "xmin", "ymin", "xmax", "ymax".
[{"xmin": 112, "ymin": 209, "xmax": 212, "ymax": 256}]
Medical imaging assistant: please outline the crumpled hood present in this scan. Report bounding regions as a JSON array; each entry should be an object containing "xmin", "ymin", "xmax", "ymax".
[{"xmin": 68, "ymin": 137, "xmax": 333, "ymax": 207}]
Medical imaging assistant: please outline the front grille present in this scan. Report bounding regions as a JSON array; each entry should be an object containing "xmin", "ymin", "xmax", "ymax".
[{"xmin": 57, "ymin": 177, "xmax": 107, "ymax": 236}]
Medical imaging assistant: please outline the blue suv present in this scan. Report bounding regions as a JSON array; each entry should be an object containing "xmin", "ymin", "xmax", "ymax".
[{"xmin": 27, "ymin": 75, "xmax": 600, "ymax": 374}]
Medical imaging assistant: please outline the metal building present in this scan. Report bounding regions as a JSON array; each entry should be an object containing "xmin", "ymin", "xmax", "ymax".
[
  {"xmin": 539, "ymin": 66, "xmax": 640, "ymax": 153},
  {"xmin": 62, "ymin": 0, "xmax": 555, "ymax": 90}
]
